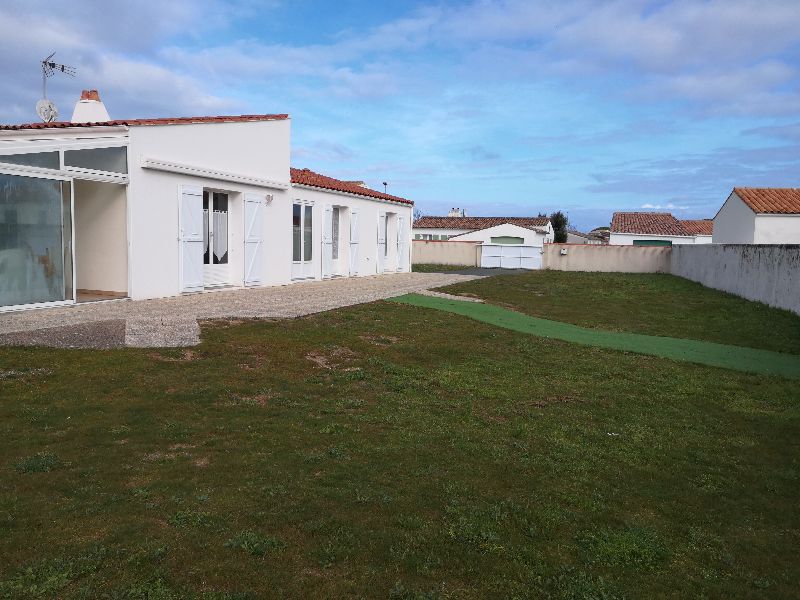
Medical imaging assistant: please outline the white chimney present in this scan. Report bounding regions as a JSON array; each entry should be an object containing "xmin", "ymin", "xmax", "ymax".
[
  {"xmin": 71, "ymin": 89, "xmax": 110, "ymax": 123},
  {"xmin": 448, "ymin": 207, "xmax": 466, "ymax": 217}
]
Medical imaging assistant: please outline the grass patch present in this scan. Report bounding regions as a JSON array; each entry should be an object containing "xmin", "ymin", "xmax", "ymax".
[
  {"xmin": 225, "ymin": 531, "xmax": 286, "ymax": 557},
  {"xmin": 14, "ymin": 452, "xmax": 62, "ymax": 474},
  {"xmin": 440, "ymin": 271, "xmax": 800, "ymax": 353},
  {"xmin": 412, "ymin": 263, "xmax": 472, "ymax": 272}
]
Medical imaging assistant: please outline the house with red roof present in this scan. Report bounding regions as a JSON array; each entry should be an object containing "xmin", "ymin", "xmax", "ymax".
[
  {"xmin": 0, "ymin": 90, "xmax": 412, "ymax": 312},
  {"xmin": 413, "ymin": 215, "xmax": 554, "ymax": 246},
  {"xmin": 713, "ymin": 188, "xmax": 800, "ymax": 244},
  {"xmin": 609, "ymin": 212, "xmax": 713, "ymax": 246}
]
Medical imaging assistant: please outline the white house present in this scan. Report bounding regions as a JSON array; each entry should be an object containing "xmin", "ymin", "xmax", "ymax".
[
  {"xmin": 610, "ymin": 212, "xmax": 713, "ymax": 246},
  {"xmin": 0, "ymin": 90, "xmax": 413, "ymax": 312},
  {"xmin": 713, "ymin": 188, "xmax": 800, "ymax": 244},
  {"xmin": 413, "ymin": 216, "xmax": 553, "ymax": 244}
]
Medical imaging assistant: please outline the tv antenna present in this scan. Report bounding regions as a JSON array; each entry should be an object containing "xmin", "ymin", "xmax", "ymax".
[{"xmin": 36, "ymin": 52, "xmax": 76, "ymax": 123}]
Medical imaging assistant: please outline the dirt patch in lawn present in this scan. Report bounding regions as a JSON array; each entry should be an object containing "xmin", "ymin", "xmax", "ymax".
[{"xmin": 306, "ymin": 346, "xmax": 358, "ymax": 370}]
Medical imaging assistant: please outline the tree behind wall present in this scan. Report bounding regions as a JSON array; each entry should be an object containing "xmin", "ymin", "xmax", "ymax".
[{"xmin": 550, "ymin": 211, "xmax": 569, "ymax": 243}]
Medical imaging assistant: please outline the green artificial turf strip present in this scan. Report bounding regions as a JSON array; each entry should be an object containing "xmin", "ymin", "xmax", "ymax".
[{"xmin": 390, "ymin": 294, "xmax": 800, "ymax": 379}]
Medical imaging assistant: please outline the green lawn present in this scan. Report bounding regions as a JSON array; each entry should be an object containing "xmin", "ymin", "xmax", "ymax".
[
  {"xmin": 441, "ymin": 271, "xmax": 800, "ymax": 354},
  {"xmin": 1, "ymin": 272, "xmax": 799, "ymax": 598}
]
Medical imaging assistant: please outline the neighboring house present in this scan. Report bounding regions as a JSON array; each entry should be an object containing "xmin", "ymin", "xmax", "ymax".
[
  {"xmin": 713, "ymin": 187, "xmax": 800, "ymax": 244},
  {"xmin": 680, "ymin": 219, "xmax": 714, "ymax": 244},
  {"xmin": 413, "ymin": 216, "xmax": 554, "ymax": 244},
  {"xmin": 566, "ymin": 230, "xmax": 604, "ymax": 244},
  {"xmin": 0, "ymin": 90, "xmax": 412, "ymax": 312},
  {"xmin": 609, "ymin": 212, "xmax": 713, "ymax": 245}
]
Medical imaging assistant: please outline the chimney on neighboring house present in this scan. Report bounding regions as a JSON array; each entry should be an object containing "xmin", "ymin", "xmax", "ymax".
[
  {"xmin": 71, "ymin": 89, "xmax": 110, "ymax": 123},
  {"xmin": 448, "ymin": 207, "xmax": 466, "ymax": 217}
]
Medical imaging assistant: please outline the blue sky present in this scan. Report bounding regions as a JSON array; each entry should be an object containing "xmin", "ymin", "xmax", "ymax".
[{"xmin": 1, "ymin": 0, "xmax": 799, "ymax": 230}]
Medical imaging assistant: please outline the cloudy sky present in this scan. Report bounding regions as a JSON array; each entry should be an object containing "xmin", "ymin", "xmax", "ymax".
[{"xmin": 1, "ymin": 0, "xmax": 799, "ymax": 230}]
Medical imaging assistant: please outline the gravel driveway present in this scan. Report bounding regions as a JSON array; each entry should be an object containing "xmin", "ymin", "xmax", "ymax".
[{"xmin": 0, "ymin": 272, "xmax": 485, "ymax": 349}]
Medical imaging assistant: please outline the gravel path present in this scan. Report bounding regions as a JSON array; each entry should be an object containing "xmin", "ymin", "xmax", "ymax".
[{"xmin": 0, "ymin": 272, "xmax": 485, "ymax": 349}]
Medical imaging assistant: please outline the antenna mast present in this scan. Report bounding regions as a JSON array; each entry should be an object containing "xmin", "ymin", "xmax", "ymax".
[{"xmin": 37, "ymin": 52, "xmax": 76, "ymax": 123}]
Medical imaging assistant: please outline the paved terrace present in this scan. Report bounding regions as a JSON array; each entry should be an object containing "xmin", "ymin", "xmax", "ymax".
[{"xmin": 0, "ymin": 272, "xmax": 486, "ymax": 349}]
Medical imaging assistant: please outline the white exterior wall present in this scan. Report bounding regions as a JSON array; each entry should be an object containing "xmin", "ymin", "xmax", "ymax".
[
  {"xmin": 713, "ymin": 193, "xmax": 756, "ymax": 244},
  {"xmin": 609, "ymin": 232, "xmax": 695, "ymax": 245},
  {"xmin": 754, "ymin": 215, "xmax": 800, "ymax": 244},
  {"xmin": 449, "ymin": 223, "xmax": 548, "ymax": 247},
  {"xmin": 126, "ymin": 119, "xmax": 292, "ymax": 300},
  {"xmin": 694, "ymin": 235, "xmax": 713, "ymax": 244},
  {"xmin": 290, "ymin": 185, "xmax": 412, "ymax": 278}
]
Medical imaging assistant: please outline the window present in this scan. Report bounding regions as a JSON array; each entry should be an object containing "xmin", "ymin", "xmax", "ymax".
[
  {"xmin": 304, "ymin": 205, "xmax": 313, "ymax": 261},
  {"xmin": 633, "ymin": 239, "xmax": 672, "ymax": 246},
  {"xmin": 331, "ymin": 207, "xmax": 340, "ymax": 260},
  {"xmin": 490, "ymin": 236, "xmax": 524, "ymax": 245},
  {"xmin": 293, "ymin": 203, "xmax": 314, "ymax": 263},
  {"xmin": 0, "ymin": 173, "xmax": 72, "ymax": 307},
  {"xmin": 292, "ymin": 204, "xmax": 302, "ymax": 261},
  {"xmin": 203, "ymin": 191, "xmax": 228, "ymax": 266},
  {"xmin": 64, "ymin": 146, "xmax": 128, "ymax": 174},
  {"xmin": 0, "ymin": 151, "xmax": 59, "ymax": 170}
]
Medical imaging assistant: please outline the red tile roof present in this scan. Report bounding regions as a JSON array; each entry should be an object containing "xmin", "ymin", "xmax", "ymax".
[
  {"xmin": 413, "ymin": 216, "xmax": 550, "ymax": 232},
  {"xmin": 611, "ymin": 212, "xmax": 690, "ymax": 236},
  {"xmin": 0, "ymin": 114, "xmax": 289, "ymax": 131},
  {"xmin": 680, "ymin": 219, "xmax": 714, "ymax": 236},
  {"xmin": 290, "ymin": 168, "xmax": 412, "ymax": 205},
  {"xmin": 733, "ymin": 187, "xmax": 800, "ymax": 214}
]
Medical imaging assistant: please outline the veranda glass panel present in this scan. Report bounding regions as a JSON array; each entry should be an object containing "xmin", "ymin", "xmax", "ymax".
[
  {"xmin": 64, "ymin": 146, "xmax": 128, "ymax": 174},
  {"xmin": 0, "ymin": 151, "xmax": 59, "ymax": 170},
  {"xmin": 292, "ymin": 204, "xmax": 301, "ymax": 261},
  {"xmin": 0, "ymin": 173, "xmax": 69, "ymax": 307},
  {"xmin": 303, "ymin": 205, "xmax": 313, "ymax": 261}
]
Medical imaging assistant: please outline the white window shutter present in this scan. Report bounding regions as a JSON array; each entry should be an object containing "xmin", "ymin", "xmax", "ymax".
[
  {"xmin": 322, "ymin": 204, "xmax": 333, "ymax": 279},
  {"xmin": 349, "ymin": 208, "xmax": 360, "ymax": 276},
  {"xmin": 243, "ymin": 193, "xmax": 264, "ymax": 286},
  {"xmin": 179, "ymin": 185, "xmax": 204, "ymax": 293}
]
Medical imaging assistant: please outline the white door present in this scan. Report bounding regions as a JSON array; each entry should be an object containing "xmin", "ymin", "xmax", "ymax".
[
  {"xmin": 349, "ymin": 208, "xmax": 360, "ymax": 276},
  {"xmin": 243, "ymin": 193, "xmax": 265, "ymax": 287},
  {"xmin": 179, "ymin": 185, "xmax": 204, "ymax": 293},
  {"xmin": 322, "ymin": 204, "xmax": 333, "ymax": 279},
  {"xmin": 479, "ymin": 244, "xmax": 539, "ymax": 270},
  {"xmin": 377, "ymin": 211, "xmax": 386, "ymax": 274},
  {"xmin": 203, "ymin": 191, "xmax": 230, "ymax": 287},
  {"xmin": 397, "ymin": 215, "xmax": 408, "ymax": 272}
]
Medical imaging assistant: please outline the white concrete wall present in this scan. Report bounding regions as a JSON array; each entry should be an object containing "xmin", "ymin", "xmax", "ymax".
[
  {"xmin": 73, "ymin": 180, "xmax": 128, "ymax": 293},
  {"xmin": 671, "ymin": 244, "xmax": 800, "ymax": 315},
  {"xmin": 543, "ymin": 244, "xmax": 672, "ymax": 272},
  {"xmin": 609, "ymin": 232, "xmax": 695, "ymax": 245},
  {"xmin": 412, "ymin": 240, "xmax": 480, "ymax": 266},
  {"xmin": 449, "ymin": 223, "xmax": 547, "ymax": 247},
  {"xmin": 713, "ymin": 192, "xmax": 756, "ymax": 244},
  {"xmin": 694, "ymin": 235, "xmax": 713, "ymax": 245},
  {"xmin": 754, "ymin": 215, "xmax": 800, "ymax": 244}
]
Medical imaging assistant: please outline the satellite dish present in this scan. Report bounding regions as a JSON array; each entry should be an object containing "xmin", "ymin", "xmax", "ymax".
[{"xmin": 36, "ymin": 98, "xmax": 58, "ymax": 123}]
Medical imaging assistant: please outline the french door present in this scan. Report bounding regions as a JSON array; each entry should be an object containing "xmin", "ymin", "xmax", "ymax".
[
  {"xmin": 203, "ymin": 191, "xmax": 229, "ymax": 287},
  {"xmin": 292, "ymin": 202, "xmax": 314, "ymax": 279}
]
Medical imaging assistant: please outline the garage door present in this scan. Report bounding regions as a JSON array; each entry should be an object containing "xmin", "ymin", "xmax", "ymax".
[{"xmin": 480, "ymin": 244, "xmax": 541, "ymax": 269}]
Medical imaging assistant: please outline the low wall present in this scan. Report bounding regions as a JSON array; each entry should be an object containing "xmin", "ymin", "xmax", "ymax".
[
  {"xmin": 412, "ymin": 240, "xmax": 480, "ymax": 266},
  {"xmin": 542, "ymin": 244, "xmax": 671, "ymax": 273},
  {"xmin": 671, "ymin": 244, "xmax": 800, "ymax": 315}
]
